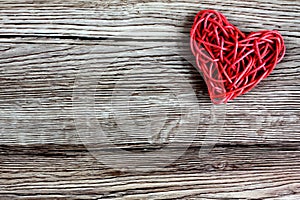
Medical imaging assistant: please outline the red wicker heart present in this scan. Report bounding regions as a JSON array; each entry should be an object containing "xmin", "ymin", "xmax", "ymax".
[{"xmin": 190, "ymin": 10, "xmax": 285, "ymax": 104}]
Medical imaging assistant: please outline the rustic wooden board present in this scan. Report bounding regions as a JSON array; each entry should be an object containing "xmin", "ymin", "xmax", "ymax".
[
  {"xmin": 0, "ymin": 144, "xmax": 300, "ymax": 199},
  {"xmin": 0, "ymin": 40, "xmax": 298, "ymax": 145},
  {"xmin": 0, "ymin": 0, "xmax": 299, "ymax": 199}
]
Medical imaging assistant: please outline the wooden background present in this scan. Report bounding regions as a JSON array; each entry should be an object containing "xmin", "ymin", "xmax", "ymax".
[{"xmin": 0, "ymin": 0, "xmax": 299, "ymax": 199}]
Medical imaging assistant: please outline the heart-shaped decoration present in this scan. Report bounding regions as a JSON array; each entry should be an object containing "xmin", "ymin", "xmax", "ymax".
[{"xmin": 190, "ymin": 10, "xmax": 285, "ymax": 104}]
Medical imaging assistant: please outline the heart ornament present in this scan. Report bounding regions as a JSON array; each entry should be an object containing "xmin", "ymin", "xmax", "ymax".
[{"xmin": 190, "ymin": 10, "xmax": 285, "ymax": 104}]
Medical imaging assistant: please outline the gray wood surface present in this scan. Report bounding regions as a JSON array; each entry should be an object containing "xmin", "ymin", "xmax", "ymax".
[{"xmin": 0, "ymin": 0, "xmax": 299, "ymax": 199}]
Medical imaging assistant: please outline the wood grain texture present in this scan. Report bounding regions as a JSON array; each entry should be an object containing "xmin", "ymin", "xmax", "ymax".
[
  {"xmin": 0, "ymin": 0, "xmax": 299, "ymax": 199},
  {"xmin": 0, "ymin": 40, "xmax": 298, "ymax": 145},
  {"xmin": 1, "ymin": 144, "xmax": 300, "ymax": 199},
  {"xmin": 0, "ymin": 0, "xmax": 299, "ymax": 41}
]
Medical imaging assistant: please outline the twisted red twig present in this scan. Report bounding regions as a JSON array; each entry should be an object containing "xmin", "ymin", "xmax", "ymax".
[{"xmin": 190, "ymin": 10, "xmax": 286, "ymax": 104}]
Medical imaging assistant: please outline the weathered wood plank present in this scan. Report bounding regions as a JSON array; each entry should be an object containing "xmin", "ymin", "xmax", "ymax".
[
  {"xmin": 0, "ymin": 0, "xmax": 299, "ymax": 42},
  {"xmin": 0, "ymin": 145, "xmax": 300, "ymax": 199},
  {"xmin": 0, "ymin": 40, "xmax": 298, "ymax": 145}
]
